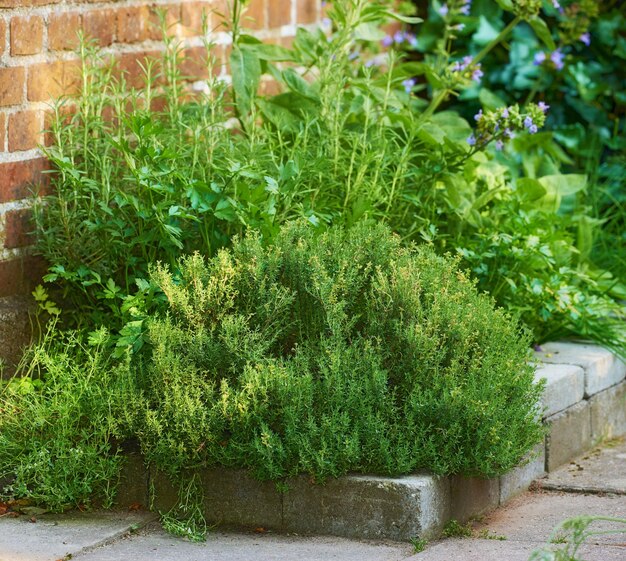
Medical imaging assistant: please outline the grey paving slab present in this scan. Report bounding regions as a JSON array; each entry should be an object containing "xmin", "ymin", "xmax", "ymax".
[
  {"xmin": 534, "ymin": 362, "xmax": 585, "ymax": 417},
  {"xmin": 473, "ymin": 491, "xmax": 626, "ymax": 545},
  {"xmin": 407, "ymin": 538, "xmax": 626, "ymax": 561},
  {"xmin": 535, "ymin": 342, "xmax": 626, "ymax": 397},
  {"xmin": 541, "ymin": 437, "xmax": 626, "ymax": 495},
  {"xmin": 0, "ymin": 511, "xmax": 155, "ymax": 561},
  {"xmin": 73, "ymin": 523, "xmax": 414, "ymax": 561}
]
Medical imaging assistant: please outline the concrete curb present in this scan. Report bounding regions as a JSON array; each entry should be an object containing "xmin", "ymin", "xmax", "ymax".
[{"xmin": 114, "ymin": 341, "xmax": 626, "ymax": 542}]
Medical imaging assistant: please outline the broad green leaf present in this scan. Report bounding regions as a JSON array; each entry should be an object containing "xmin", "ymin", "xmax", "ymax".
[
  {"xmin": 517, "ymin": 178, "xmax": 546, "ymax": 201},
  {"xmin": 354, "ymin": 22, "xmax": 387, "ymax": 41},
  {"xmin": 417, "ymin": 123, "xmax": 446, "ymax": 145},
  {"xmin": 282, "ymin": 68, "xmax": 316, "ymax": 99},
  {"xmin": 538, "ymin": 174, "xmax": 587, "ymax": 196},
  {"xmin": 230, "ymin": 45, "xmax": 261, "ymax": 117},
  {"xmin": 473, "ymin": 16, "xmax": 502, "ymax": 46},
  {"xmin": 528, "ymin": 17, "xmax": 556, "ymax": 51},
  {"xmin": 242, "ymin": 43, "xmax": 293, "ymax": 61}
]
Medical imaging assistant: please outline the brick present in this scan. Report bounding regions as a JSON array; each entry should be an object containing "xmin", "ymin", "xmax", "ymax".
[
  {"xmin": 0, "ymin": 112, "xmax": 5, "ymax": 152},
  {"xmin": 268, "ymin": 0, "xmax": 291, "ymax": 27},
  {"xmin": 181, "ymin": 1, "xmax": 207, "ymax": 37},
  {"xmin": 82, "ymin": 9, "xmax": 116, "ymax": 47},
  {"xmin": 117, "ymin": 6, "xmax": 149, "ymax": 44},
  {"xmin": 27, "ymin": 60, "xmax": 81, "ymax": 102},
  {"xmin": 0, "ymin": 18, "xmax": 6, "ymax": 57},
  {"xmin": 0, "ymin": 159, "xmax": 51, "ymax": 203},
  {"xmin": 10, "ymin": 16, "xmax": 44, "ymax": 56},
  {"xmin": 8, "ymin": 110, "xmax": 41, "ymax": 152},
  {"xmin": 48, "ymin": 12, "xmax": 82, "ymax": 52},
  {"xmin": 117, "ymin": 51, "xmax": 160, "ymax": 89},
  {"xmin": 0, "ymin": 256, "xmax": 46, "ymax": 297},
  {"xmin": 297, "ymin": 0, "xmax": 317, "ymax": 24},
  {"xmin": 0, "ymin": 67, "xmax": 25, "ymax": 107},
  {"xmin": 180, "ymin": 46, "xmax": 210, "ymax": 80},
  {"xmin": 0, "ymin": 295, "xmax": 33, "ymax": 378},
  {"xmin": 3, "ymin": 208, "xmax": 33, "ymax": 249},
  {"xmin": 0, "ymin": 0, "xmax": 60, "ymax": 7},
  {"xmin": 146, "ymin": 3, "xmax": 181, "ymax": 40},
  {"xmin": 244, "ymin": 0, "xmax": 266, "ymax": 30}
]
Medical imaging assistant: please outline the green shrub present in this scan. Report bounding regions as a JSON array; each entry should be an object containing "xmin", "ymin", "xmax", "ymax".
[
  {"xmin": 139, "ymin": 221, "xmax": 544, "ymax": 481},
  {"xmin": 0, "ymin": 328, "xmax": 135, "ymax": 511}
]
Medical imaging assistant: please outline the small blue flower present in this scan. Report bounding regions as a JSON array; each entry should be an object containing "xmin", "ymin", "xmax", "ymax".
[
  {"xmin": 474, "ymin": 109, "xmax": 483, "ymax": 122},
  {"xmin": 394, "ymin": 31, "xmax": 406, "ymax": 44},
  {"xmin": 529, "ymin": 124, "xmax": 538, "ymax": 134},
  {"xmin": 524, "ymin": 116, "xmax": 534, "ymax": 129},
  {"xmin": 501, "ymin": 107, "xmax": 509, "ymax": 119},
  {"xmin": 381, "ymin": 35, "xmax": 394, "ymax": 47},
  {"xmin": 495, "ymin": 139, "xmax": 504, "ymax": 151},
  {"xmin": 467, "ymin": 134, "xmax": 476, "ymax": 146},
  {"xmin": 550, "ymin": 49, "xmax": 564, "ymax": 70},
  {"xmin": 438, "ymin": 4, "xmax": 449, "ymax": 17},
  {"xmin": 402, "ymin": 78, "xmax": 416, "ymax": 93},
  {"xmin": 537, "ymin": 101, "xmax": 550, "ymax": 113},
  {"xmin": 471, "ymin": 66, "xmax": 483, "ymax": 82},
  {"xmin": 580, "ymin": 33, "xmax": 591, "ymax": 46},
  {"xmin": 534, "ymin": 52, "xmax": 546, "ymax": 66}
]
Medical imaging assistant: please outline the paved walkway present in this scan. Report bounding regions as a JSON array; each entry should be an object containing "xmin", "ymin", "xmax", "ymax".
[{"xmin": 1, "ymin": 440, "xmax": 625, "ymax": 561}]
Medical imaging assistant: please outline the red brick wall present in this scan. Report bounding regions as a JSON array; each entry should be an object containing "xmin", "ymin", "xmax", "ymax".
[{"xmin": 0, "ymin": 0, "xmax": 321, "ymax": 297}]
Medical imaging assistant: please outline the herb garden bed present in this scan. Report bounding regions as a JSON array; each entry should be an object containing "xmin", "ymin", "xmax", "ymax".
[{"xmin": 114, "ymin": 341, "xmax": 626, "ymax": 542}]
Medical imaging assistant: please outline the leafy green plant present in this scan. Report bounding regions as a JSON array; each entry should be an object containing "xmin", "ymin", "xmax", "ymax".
[
  {"xmin": 0, "ymin": 326, "xmax": 135, "ymax": 511},
  {"xmin": 529, "ymin": 515, "xmax": 626, "ymax": 561},
  {"xmin": 442, "ymin": 519, "xmax": 474, "ymax": 538}
]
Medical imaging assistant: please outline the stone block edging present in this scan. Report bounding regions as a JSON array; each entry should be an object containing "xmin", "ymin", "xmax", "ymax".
[{"xmin": 116, "ymin": 341, "xmax": 626, "ymax": 542}]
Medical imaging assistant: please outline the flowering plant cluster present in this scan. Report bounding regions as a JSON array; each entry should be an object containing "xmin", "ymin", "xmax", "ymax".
[{"xmin": 467, "ymin": 102, "xmax": 548, "ymax": 149}]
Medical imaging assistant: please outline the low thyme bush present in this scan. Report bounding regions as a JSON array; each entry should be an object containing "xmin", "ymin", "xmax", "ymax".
[
  {"xmin": 140, "ymin": 222, "xmax": 544, "ymax": 480},
  {"xmin": 1, "ymin": 223, "xmax": 544, "ymax": 521}
]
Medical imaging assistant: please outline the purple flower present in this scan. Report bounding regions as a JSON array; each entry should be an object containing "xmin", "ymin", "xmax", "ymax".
[
  {"xmin": 504, "ymin": 128, "xmax": 515, "ymax": 139},
  {"xmin": 438, "ymin": 4, "xmax": 449, "ymax": 17},
  {"xmin": 495, "ymin": 139, "xmax": 504, "ymax": 151},
  {"xmin": 580, "ymin": 33, "xmax": 591, "ymax": 46},
  {"xmin": 524, "ymin": 116, "xmax": 534, "ymax": 129},
  {"xmin": 322, "ymin": 17, "xmax": 332, "ymax": 27},
  {"xmin": 394, "ymin": 31, "xmax": 406, "ymax": 44},
  {"xmin": 381, "ymin": 35, "xmax": 394, "ymax": 47},
  {"xmin": 537, "ymin": 101, "xmax": 550, "ymax": 113},
  {"xmin": 529, "ymin": 124, "xmax": 538, "ymax": 134},
  {"xmin": 534, "ymin": 51, "xmax": 546, "ymax": 66},
  {"xmin": 551, "ymin": 0, "xmax": 560, "ymax": 9},
  {"xmin": 348, "ymin": 51, "xmax": 359, "ymax": 61},
  {"xmin": 550, "ymin": 49, "xmax": 564, "ymax": 70},
  {"xmin": 501, "ymin": 107, "xmax": 509, "ymax": 119},
  {"xmin": 460, "ymin": 4, "xmax": 471, "ymax": 15},
  {"xmin": 364, "ymin": 59, "xmax": 376, "ymax": 68},
  {"xmin": 406, "ymin": 33, "xmax": 418, "ymax": 47},
  {"xmin": 467, "ymin": 134, "xmax": 476, "ymax": 146},
  {"xmin": 472, "ymin": 66, "xmax": 483, "ymax": 82},
  {"xmin": 402, "ymin": 78, "xmax": 416, "ymax": 93},
  {"xmin": 474, "ymin": 109, "xmax": 483, "ymax": 122}
]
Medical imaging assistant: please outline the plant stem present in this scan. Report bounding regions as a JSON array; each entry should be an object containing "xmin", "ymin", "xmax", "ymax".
[{"xmin": 473, "ymin": 16, "xmax": 522, "ymax": 65}]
